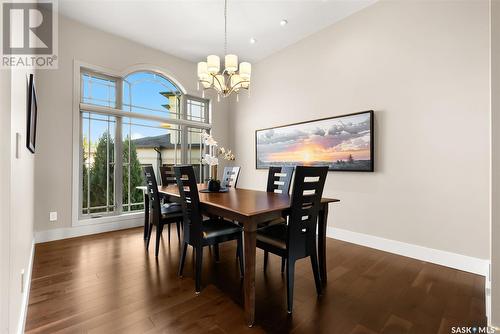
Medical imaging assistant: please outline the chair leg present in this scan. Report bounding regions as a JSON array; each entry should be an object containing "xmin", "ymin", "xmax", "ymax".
[
  {"xmin": 143, "ymin": 197, "xmax": 149, "ymax": 240},
  {"xmin": 195, "ymin": 247, "xmax": 203, "ymax": 294},
  {"xmin": 263, "ymin": 251, "xmax": 269, "ymax": 271},
  {"xmin": 146, "ymin": 223, "xmax": 153, "ymax": 251},
  {"xmin": 176, "ymin": 221, "xmax": 181, "ymax": 242},
  {"xmin": 286, "ymin": 259, "xmax": 296, "ymax": 314},
  {"xmin": 281, "ymin": 257, "xmax": 286, "ymax": 274},
  {"xmin": 237, "ymin": 237, "xmax": 244, "ymax": 277},
  {"xmin": 178, "ymin": 242, "xmax": 188, "ymax": 277},
  {"xmin": 235, "ymin": 241, "xmax": 240, "ymax": 259},
  {"xmin": 155, "ymin": 223, "xmax": 164, "ymax": 257},
  {"xmin": 143, "ymin": 213, "xmax": 149, "ymax": 240},
  {"xmin": 310, "ymin": 245, "xmax": 322, "ymax": 295},
  {"xmin": 168, "ymin": 223, "xmax": 171, "ymax": 243},
  {"xmin": 214, "ymin": 244, "xmax": 220, "ymax": 262}
]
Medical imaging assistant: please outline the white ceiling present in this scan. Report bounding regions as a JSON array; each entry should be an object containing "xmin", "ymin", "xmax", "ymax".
[{"xmin": 58, "ymin": 0, "xmax": 375, "ymax": 63}]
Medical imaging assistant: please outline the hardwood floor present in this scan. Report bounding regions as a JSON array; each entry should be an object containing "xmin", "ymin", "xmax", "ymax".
[{"xmin": 25, "ymin": 227, "xmax": 486, "ymax": 333}]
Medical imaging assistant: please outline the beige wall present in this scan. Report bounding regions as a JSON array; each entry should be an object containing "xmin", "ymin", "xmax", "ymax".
[
  {"xmin": 0, "ymin": 67, "xmax": 36, "ymax": 333},
  {"xmin": 35, "ymin": 15, "xmax": 230, "ymax": 232},
  {"xmin": 230, "ymin": 0, "xmax": 490, "ymax": 259},
  {"xmin": 10, "ymin": 69, "xmax": 36, "ymax": 333},
  {"xmin": 0, "ymin": 69, "xmax": 12, "ymax": 334},
  {"xmin": 491, "ymin": 0, "xmax": 500, "ymax": 327}
]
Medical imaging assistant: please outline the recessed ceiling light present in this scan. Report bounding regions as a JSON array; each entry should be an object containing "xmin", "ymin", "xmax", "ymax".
[
  {"xmin": 280, "ymin": 19, "xmax": 288, "ymax": 26},
  {"xmin": 249, "ymin": 38, "xmax": 257, "ymax": 44}
]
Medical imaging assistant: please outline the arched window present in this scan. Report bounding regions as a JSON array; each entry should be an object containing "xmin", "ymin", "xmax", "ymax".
[
  {"xmin": 79, "ymin": 68, "xmax": 209, "ymax": 220},
  {"xmin": 123, "ymin": 71, "xmax": 182, "ymax": 119}
]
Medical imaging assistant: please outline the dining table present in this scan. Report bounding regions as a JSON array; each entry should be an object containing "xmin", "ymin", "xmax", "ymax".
[{"xmin": 138, "ymin": 183, "xmax": 339, "ymax": 327}]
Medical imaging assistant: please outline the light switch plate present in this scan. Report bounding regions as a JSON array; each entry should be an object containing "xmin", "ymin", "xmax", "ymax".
[{"xmin": 49, "ymin": 212, "xmax": 57, "ymax": 222}]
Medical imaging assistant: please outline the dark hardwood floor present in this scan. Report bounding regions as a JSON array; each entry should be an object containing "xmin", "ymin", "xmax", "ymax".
[{"xmin": 25, "ymin": 227, "xmax": 486, "ymax": 333}]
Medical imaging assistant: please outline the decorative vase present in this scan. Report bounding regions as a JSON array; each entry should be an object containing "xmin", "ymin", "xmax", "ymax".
[
  {"xmin": 210, "ymin": 165, "xmax": 218, "ymax": 181},
  {"xmin": 208, "ymin": 165, "xmax": 220, "ymax": 191},
  {"xmin": 208, "ymin": 179, "xmax": 221, "ymax": 192}
]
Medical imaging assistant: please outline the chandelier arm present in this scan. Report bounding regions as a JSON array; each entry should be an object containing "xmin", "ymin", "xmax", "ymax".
[
  {"xmin": 211, "ymin": 74, "xmax": 224, "ymax": 94},
  {"xmin": 227, "ymin": 81, "xmax": 249, "ymax": 95}
]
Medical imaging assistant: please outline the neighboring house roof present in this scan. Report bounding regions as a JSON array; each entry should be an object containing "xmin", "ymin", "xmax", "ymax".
[{"xmin": 132, "ymin": 134, "xmax": 200, "ymax": 149}]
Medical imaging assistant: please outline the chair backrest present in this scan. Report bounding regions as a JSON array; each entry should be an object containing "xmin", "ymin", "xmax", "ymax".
[
  {"xmin": 143, "ymin": 166, "xmax": 161, "ymax": 222},
  {"xmin": 266, "ymin": 166, "xmax": 294, "ymax": 194},
  {"xmin": 174, "ymin": 165, "xmax": 203, "ymax": 243},
  {"xmin": 288, "ymin": 166, "xmax": 328, "ymax": 258},
  {"xmin": 159, "ymin": 165, "xmax": 176, "ymax": 186},
  {"xmin": 221, "ymin": 166, "xmax": 241, "ymax": 188}
]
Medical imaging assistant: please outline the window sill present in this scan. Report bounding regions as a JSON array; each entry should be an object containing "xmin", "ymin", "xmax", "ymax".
[{"xmin": 73, "ymin": 211, "xmax": 144, "ymax": 227}]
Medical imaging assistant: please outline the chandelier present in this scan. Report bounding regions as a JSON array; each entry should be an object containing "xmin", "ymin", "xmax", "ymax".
[{"xmin": 197, "ymin": 0, "xmax": 251, "ymax": 101}]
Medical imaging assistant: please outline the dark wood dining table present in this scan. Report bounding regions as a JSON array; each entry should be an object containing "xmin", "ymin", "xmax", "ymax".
[{"xmin": 140, "ymin": 184, "xmax": 339, "ymax": 327}]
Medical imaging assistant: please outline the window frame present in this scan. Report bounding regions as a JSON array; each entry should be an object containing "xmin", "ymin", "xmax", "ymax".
[{"xmin": 72, "ymin": 61, "xmax": 210, "ymax": 226}]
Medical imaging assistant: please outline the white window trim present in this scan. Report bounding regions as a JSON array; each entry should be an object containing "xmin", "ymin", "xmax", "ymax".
[{"xmin": 72, "ymin": 60, "xmax": 208, "ymax": 227}]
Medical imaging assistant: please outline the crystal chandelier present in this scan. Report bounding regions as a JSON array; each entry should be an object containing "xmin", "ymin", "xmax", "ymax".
[{"xmin": 197, "ymin": 0, "xmax": 251, "ymax": 101}]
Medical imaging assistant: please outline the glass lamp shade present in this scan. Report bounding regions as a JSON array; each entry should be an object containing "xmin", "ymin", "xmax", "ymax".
[
  {"xmin": 239, "ymin": 62, "xmax": 251, "ymax": 79},
  {"xmin": 197, "ymin": 62, "xmax": 208, "ymax": 78},
  {"xmin": 199, "ymin": 73, "xmax": 212, "ymax": 88},
  {"xmin": 230, "ymin": 74, "xmax": 242, "ymax": 90},
  {"xmin": 207, "ymin": 55, "xmax": 220, "ymax": 74},
  {"xmin": 225, "ymin": 54, "xmax": 238, "ymax": 73},
  {"xmin": 241, "ymin": 78, "xmax": 250, "ymax": 89}
]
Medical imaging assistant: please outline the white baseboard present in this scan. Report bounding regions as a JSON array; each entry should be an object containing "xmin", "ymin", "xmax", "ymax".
[
  {"xmin": 327, "ymin": 227, "xmax": 490, "ymax": 277},
  {"xmin": 17, "ymin": 238, "xmax": 34, "ymax": 334},
  {"xmin": 35, "ymin": 218, "xmax": 143, "ymax": 243}
]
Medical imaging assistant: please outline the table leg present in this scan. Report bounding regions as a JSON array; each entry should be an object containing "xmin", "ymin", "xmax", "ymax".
[
  {"xmin": 143, "ymin": 193, "xmax": 149, "ymax": 240},
  {"xmin": 318, "ymin": 203, "xmax": 329, "ymax": 285},
  {"xmin": 243, "ymin": 220, "xmax": 257, "ymax": 327}
]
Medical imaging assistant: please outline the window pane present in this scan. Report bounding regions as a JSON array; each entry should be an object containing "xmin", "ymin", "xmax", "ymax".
[
  {"xmin": 79, "ymin": 70, "xmax": 211, "ymax": 220},
  {"xmin": 81, "ymin": 73, "xmax": 117, "ymax": 108},
  {"xmin": 187, "ymin": 127, "xmax": 207, "ymax": 183},
  {"xmin": 122, "ymin": 72, "xmax": 181, "ymax": 120},
  {"xmin": 186, "ymin": 98, "xmax": 207, "ymax": 123},
  {"xmin": 121, "ymin": 117, "xmax": 181, "ymax": 212},
  {"xmin": 82, "ymin": 112, "xmax": 116, "ymax": 216}
]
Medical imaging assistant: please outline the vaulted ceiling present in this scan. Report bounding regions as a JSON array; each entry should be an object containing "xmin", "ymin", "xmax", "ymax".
[{"xmin": 59, "ymin": 0, "xmax": 375, "ymax": 63}]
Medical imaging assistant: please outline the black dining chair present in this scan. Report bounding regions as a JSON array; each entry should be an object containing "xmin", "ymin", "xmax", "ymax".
[
  {"xmin": 260, "ymin": 166, "xmax": 295, "ymax": 272},
  {"xmin": 266, "ymin": 166, "xmax": 294, "ymax": 194},
  {"xmin": 159, "ymin": 165, "xmax": 178, "ymax": 187},
  {"xmin": 159, "ymin": 165, "xmax": 183, "ymax": 241},
  {"xmin": 235, "ymin": 166, "xmax": 296, "ymax": 261},
  {"xmin": 143, "ymin": 166, "xmax": 183, "ymax": 257},
  {"xmin": 174, "ymin": 165, "xmax": 244, "ymax": 293},
  {"xmin": 257, "ymin": 166, "xmax": 328, "ymax": 314},
  {"xmin": 221, "ymin": 166, "xmax": 240, "ymax": 188},
  {"xmin": 263, "ymin": 166, "xmax": 294, "ymax": 227}
]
